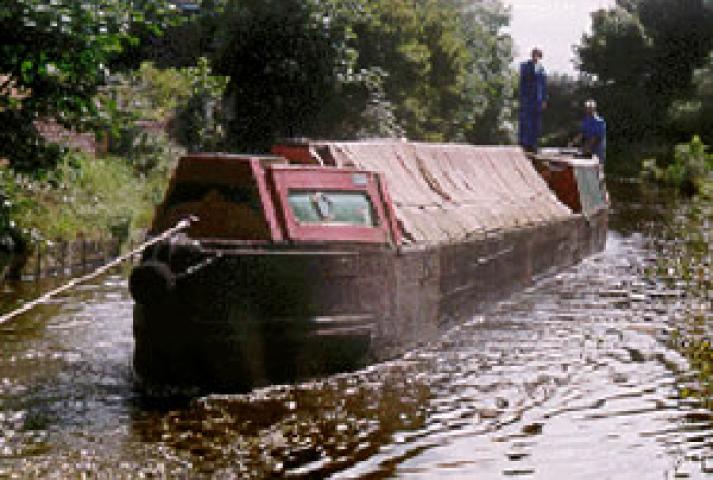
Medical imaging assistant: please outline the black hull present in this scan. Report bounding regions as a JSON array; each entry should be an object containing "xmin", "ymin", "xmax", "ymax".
[{"xmin": 133, "ymin": 211, "xmax": 607, "ymax": 392}]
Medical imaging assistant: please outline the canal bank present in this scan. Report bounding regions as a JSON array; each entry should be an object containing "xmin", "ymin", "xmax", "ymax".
[
  {"xmin": 0, "ymin": 176, "xmax": 711, "ymax": 478},
  {"xmin": 0, "ymin": 151, "xmax": 173, "ymax": 285},
  {"xmin": 0, "ymin": 236, "xmax": 123, "ymax": 283}
]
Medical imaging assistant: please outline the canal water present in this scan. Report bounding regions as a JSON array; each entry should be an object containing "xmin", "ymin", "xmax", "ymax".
[{"xmin": 0, "ymin": 179, "xmax": 710, "ymax": 479}]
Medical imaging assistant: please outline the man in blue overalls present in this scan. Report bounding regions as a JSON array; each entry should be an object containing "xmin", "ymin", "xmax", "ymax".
[
  {"xmin": 577, "ymin": 99, "xmax": 607, "ymax": 164},
  {"xmin": 519, "ymin": 48, "xmax": 547, "ymax": 153}
]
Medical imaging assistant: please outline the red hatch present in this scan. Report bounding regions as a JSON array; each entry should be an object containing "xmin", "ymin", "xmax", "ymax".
[{"xmin": 268, "ymin": 166, "xmax": 398, "ymax": 244}]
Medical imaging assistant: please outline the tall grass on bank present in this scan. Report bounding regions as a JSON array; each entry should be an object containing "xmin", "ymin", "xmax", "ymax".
[
  {"xmin": 0, "ymin": 60, "xmax": 215, "ymax": 250},
  {"xmin": 0, "ymin": 152, "xmax": 173, "ymax": 247}
]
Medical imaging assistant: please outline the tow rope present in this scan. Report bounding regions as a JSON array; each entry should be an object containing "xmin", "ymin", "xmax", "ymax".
[{"xmin": 0, "ymin": 216, "xmax": 197, "ymax": 327}]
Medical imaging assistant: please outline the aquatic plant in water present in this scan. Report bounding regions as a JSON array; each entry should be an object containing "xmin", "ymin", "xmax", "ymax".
[
  {"xmin": 641, "ymin": 135, "xmax": 713, "ymax": 195},
  {"xmin": 653, "ymin": 196, "xmax": 713, "ymax": 408}
]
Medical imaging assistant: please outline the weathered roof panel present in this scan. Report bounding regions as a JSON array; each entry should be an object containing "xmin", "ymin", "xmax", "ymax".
[{"xmin": 317, "ymin": 141, "xmax": 572, "ymax": 244}]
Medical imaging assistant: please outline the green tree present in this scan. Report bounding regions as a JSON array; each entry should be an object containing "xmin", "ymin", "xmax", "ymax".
[
  {"xmin": 576, "ymin": 0, "xmax": 713, "ymax": 148},
  {"xmin": 668, "ymin": 52, "xmax": 713, "ymax": 146},
  {"xmin": 0, "ymin": 0, "xmax": 178, "ymax": 170},
  {"xmin": 206, "ymin": 0, "xmax": 513, "ymax": 151},
  {"xmin": 454, "ymin": 0, "xmax": 513, "ymax": 143},
  {"xmin": 171, "ymin": 57, "xmax": 229, "ymax": 152},
  {"xmin": 349, "ymin": 0, "xmax": 512, "ymax": 143},
  {"xmin": 113, "ymin": 0, "xmax": 229, "ymax": 70},
  {"xmin": 210, "ymin": 0, "xmax": 356, "ymax": 152},
  {"xmin": 539, "ymin": 74, "xmax": 586, "ymax": 146}
]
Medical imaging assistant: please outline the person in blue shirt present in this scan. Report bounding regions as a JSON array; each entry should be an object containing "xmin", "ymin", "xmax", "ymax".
[
  {"xmin": 575, "ymin": 99, "xmax": 607, "ymax": 163},
  {"xmin": 519, "ymin": 48, "xmax": 548, "ymax": 153}
]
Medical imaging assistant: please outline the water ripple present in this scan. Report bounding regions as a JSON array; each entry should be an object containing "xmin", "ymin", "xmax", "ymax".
[{"xmin": 0, "ymin": 184, "xmax": 711, "ymax": 478}]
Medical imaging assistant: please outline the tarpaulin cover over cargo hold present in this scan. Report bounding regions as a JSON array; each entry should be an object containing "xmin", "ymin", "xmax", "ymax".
[{"xmin": 318, "ymin": 142, "xmax": 572, "ymax": 244}]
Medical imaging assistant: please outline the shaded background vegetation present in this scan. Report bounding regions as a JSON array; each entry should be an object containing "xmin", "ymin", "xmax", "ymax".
[
  {"xmin": 541, "ymin": 0, "xmax": 713, "ymax": 177},
  {"xmin": 0, "ymin": 0, "xmax": 515, "ymax": 245},
  {"xmin": 0, "ymin": 0, "xmax": 711, "ymax": 246},
  {"xmin": 163, "ymin": 0, "xmax": 516, "ymax": 151}
]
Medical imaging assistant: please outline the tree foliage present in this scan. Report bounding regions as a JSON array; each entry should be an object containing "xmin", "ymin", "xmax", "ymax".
[
  {"xmin": 170, "ymin": 57, "xmax": 229, "ymax": 152},
  {"xmin": 576, "ymin": 0, "xmax": 713, "ymax": 146},
  {"xmin": 113, "ymin": 0, "xmax": 228, "ymax": 69},
  {"xmin": 1, "ymin": 0, "xmax": 516, "ymax": 165},
  {"xmin": 206, "ymin": 0, "xmax": 513, "ymax": 151},
  {"xmin": 209, "ymin": 0, "xmax": 356, "ymax": 152},
  {"xmin": 538, "ymin": 74, "xmax": 586, "ymax": 146},
  {"xmin": 667, "ymin": 52, "xmax": 713, "ymax": 146},
  {"xmin": 0, "ymin": 0, "xmax": 178, "ymax": 169}
]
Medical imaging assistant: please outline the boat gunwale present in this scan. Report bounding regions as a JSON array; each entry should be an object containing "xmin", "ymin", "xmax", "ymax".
[{"xmin": 161, "ymin": 208, "xmax": 606, "ymax": 258}]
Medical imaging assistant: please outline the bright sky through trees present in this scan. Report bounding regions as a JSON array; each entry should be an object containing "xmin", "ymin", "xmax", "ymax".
[{"xmin": 505, "ymin": 0, "xmax": 615, "ymax": 74}]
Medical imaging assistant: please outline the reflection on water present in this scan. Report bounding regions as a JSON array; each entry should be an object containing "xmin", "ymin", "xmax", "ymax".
[{"xmin": 0, "ymin": 179, "xmax": 710, "ymax": 478}]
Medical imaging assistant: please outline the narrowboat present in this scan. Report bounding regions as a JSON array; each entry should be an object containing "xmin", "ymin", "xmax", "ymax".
[{"xmin": 129, "ymin": 141, "xmax": 608, "ymax": 391}]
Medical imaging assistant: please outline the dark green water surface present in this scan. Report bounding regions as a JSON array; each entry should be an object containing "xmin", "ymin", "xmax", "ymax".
[{"xmin": 0, "ymin": 178, "xmax": 710, "ymax": 479}]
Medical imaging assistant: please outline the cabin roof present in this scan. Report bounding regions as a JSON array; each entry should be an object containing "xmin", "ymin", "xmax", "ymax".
[
  {"xmin": 298, "ymin": 141, "xmax": 574, "ymax": 244},
  {"xmin": 182, "ymin": 152, "xmax": 284, "ymax": 162}
]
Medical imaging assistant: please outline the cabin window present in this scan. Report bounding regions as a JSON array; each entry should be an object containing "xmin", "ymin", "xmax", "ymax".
[{"xmin": 288, "ymin": 191, "xmax": 377, "ymax": 226}]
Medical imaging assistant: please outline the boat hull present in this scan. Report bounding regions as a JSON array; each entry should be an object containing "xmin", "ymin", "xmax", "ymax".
[{"xmin": 133, "ymin": 210, "xmax": 607, "ymax": 391}]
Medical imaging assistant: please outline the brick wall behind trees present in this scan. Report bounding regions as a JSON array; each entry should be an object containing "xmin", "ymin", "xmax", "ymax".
[{"xmin": 34, "ymin": 118, "xmax": 99, "ymax": 156}]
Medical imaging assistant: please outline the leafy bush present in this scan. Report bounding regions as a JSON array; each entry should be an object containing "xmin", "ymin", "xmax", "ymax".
[
  {"xmin": 0, "ymin": 0, "xmax": 179, "ymax": 170},
  {"xmin": 641, "ymin": 135, "xmax": 712, "ymax": 194},
  {"xmin": 98, "ymin": 60, "xmax": 227, "ymax": 159},
  {"xmin": 97, "ymin": 62, "xmax": 189, "ymax": 161},
  {"xmin": 170, "ymin": 58, "xmax": 229, "ymax": 152},
  {"xmin": 0, "ymin": 152, "xmax": 173, "ymax": 246}
]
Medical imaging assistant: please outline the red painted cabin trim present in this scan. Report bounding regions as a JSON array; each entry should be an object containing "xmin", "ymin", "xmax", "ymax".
[
  {"xmin": 269, "ymin": 167, "xmax": 394, "ymax": 244},
  {"xmin": 271, "ymin": 144, "xmax": 321, "ymax": 165},
  {"xmin": 154, "ymin": 152, "xmax": 401, "ymax": 245},
  {"xmin": 249, "ymin": 158, "xmax": 284, "ymax": 241}
]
